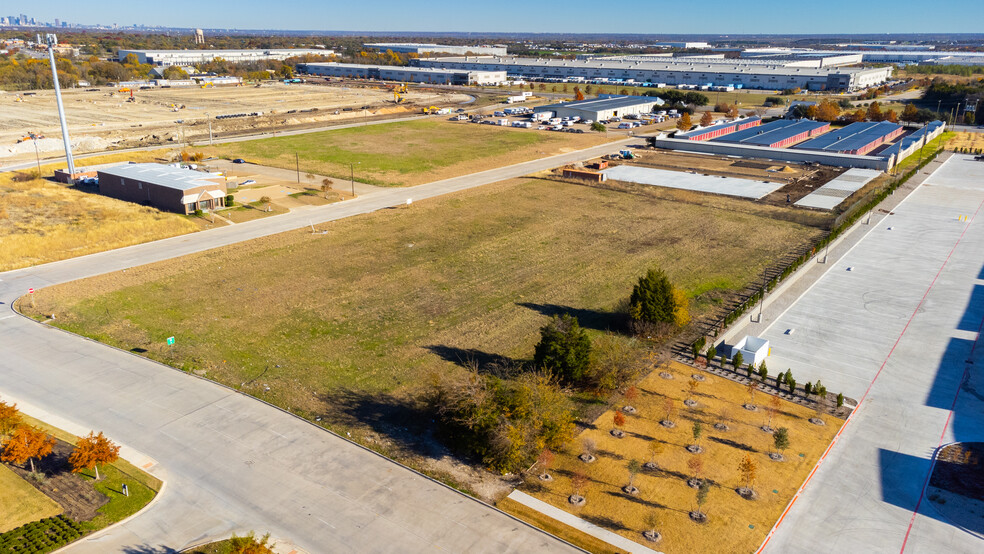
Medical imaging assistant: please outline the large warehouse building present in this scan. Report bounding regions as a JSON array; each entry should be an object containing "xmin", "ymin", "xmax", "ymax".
[
  {"xmin": 794, "ymin": 121, "xmax": 903, "ymax": 156},
  {"xmin": 711, "ymin": 119, "xmax": 830, "ymax": 148},
  {"xmin": 365, "ymin": 43, "xmax": 508, "ymax": 56},
  {"xmin": 413, "ymin": 56, "xmax": 892, "ymax": 91},
  {"xmin": 298, "ymin": 62, "xmax": 506, "ymax": 85},
  {"xmin": 534, "ymin": 95, "xmax": 665, "ymax": 121},
  {"xmin": 677, "ymin": 117, "xmax": 762, "ymax": 141},
  {"xmin": 97, "ymin": 163, "xmax": 227, "ymax": 214},
  {"xmin": 117, "ymin": 48, "xmax": 332, "ymax": 66}
]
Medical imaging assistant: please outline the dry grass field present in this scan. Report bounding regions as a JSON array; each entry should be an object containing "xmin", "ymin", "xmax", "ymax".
[
  {"xmin": 0, "ymin": 151, "xmax": 199, "ymax": 271},
  {"xmin": 0, "ymin": 464, "xmax": 63, "ymax": 533},
  {"xmin": 203, "ymin": 119, "xmax": 613, "ymax": 186},
  {"xmin": 949, "ymin": 131, "xmax": 984, "ymax": 152},
  {"xmin": 25, "ymin": 177, "xmax": 823, "ymax": 490},
  {"xmin": 504, "ymin": 361, "xmax": 842, "ymax": 554}
]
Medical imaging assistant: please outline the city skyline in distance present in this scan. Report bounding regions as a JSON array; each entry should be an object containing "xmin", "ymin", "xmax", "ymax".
[{"xmin": 8, "ymin": 0, "xmax": 984, "ymax": 35}]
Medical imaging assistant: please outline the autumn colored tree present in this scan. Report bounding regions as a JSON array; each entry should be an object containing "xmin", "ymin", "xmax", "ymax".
[
  {"xmin": 677, "ymin": 112, "xmax": 692, "ymax": 131},
  {"xmin": 536, "ymin": 449, "xmax": 555, "ymax": 475},
  {"xmin": 571, "ymin": 469, "xmax": 588, "ymax": 497},
  {"xmin": 687, "ymin": 378, "xmax": 700, "ymax": 403},
  {"xmin": 672, "ymin": 288, "xmax": 690, "ymax": 328},
  {"xmin": 647, "ymin": 440, "xmax": 664, "ymax": 466},
  {"xmin": 901, "ymin": 103, "xmax": 919, "ymax": 123},
  {"xmin": 805, "ymin": 105, "xmax": 819, "ymax": 120},
  {"xmin": 69, "ymin": 431, "xmax": 120, "ymax": 480},
  {"xmin": 229, "ymin": 531, "xmax": 274, "ymax": 554},
  {"xmin": 1, "ymin": 425, "xmax": 55, "ymax": 474},
  {"xmin": 574, "ymin": 86, "xmax": 584, "ymax": 101},
  {"xmin": 625, "ymin": 386, "xmax": 639, "ymax": 403},
  {"xmin": 773, "ymin": 427, "xmax": 790, "ymax": 457},
  {"xmin": 662, "ymin": 397, "xmax": 677, "ymax": 423},
  {"xmin": 687, "ymin": 454, "xmax": 704, "ymax": 480},
  {"xmin": 700, "ymin": 111, "xmax": 713, "ymax": 126},
  {"xmin": 0, "ymin": 400, "xmax": 21, "ymax": 437},
  {"xmin": 867, "ymin": 102, "xmax": 883, "ymax": 122},
  {"xmin": 613, "ymin": 410, "xmax": 627, "ymax": 431},
  {"xmin": 886, "ymin": 109, "xmax": 899, "ymax": 123},
  {"xmin": 727, "ymin": 104, "xmax": 739, "ymax": 118},
  {"xmin": 766, "ymin": 394, "xmax": 781, "ymax": 429},
  {"xmin": 816, "ymin": 100, "xmax": 841, "ymax": 122},
  {"xmin": 738, "ymin": 454, "xmax": 757, "ymax": 491},
  {"xmin": 746, "ymin": 381, "xmax": 758, "ymax": 404},
  {"xmin": 851, "ymin": 108, "xmax": 867, "ymax": 122}
]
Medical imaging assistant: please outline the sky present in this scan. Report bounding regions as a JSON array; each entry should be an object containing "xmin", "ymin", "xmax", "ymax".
[{"xmin": 20, "ymin": 0, "xmax": 984, "ymax": 34}]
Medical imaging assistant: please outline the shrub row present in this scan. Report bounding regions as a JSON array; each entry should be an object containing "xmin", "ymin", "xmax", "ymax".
[
  {"xmin": 0, "ymin": 515, "xmax": 82, "ymax": 554},
  {"xmin": 693, "ymin": 148, "xmax": 944, "ymax": 349}
]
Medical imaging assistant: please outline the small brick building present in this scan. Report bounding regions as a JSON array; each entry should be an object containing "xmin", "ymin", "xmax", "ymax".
[{"xmin": 96, "ymin": 163, "xmax": 227, "ymax": 214}]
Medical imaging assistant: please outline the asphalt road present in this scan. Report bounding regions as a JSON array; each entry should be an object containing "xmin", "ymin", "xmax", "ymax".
[{"xmin": 0, "ymin": 138, "xmax": 633, "ymax": 553}]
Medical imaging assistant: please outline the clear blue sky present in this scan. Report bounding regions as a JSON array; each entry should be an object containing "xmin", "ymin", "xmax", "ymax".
[{"xmin": 23, "ymin": 0, "xmax": 984, "ymax": 34}]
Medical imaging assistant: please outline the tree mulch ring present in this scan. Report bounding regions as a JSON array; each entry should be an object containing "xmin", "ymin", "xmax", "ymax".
[
  {"xmin": 770, "ymin": 452, "xmax": 785, "ymax": 462},
  {"xmin": 539, "ymin": 473, "xmax": 554, "ymax": 482},
  {"xmin": 691, "ymin": 374, "xmax": 706, "ymax": 382},
  {"xmin": 569, "ymin": 494, "xmax": 586, "ymax": 506},
  {"xmin": 714, "ymin": 423, "xmax": 730, "ymax": 432},
  {"xmin": 610, "ymin": 429, "xmax": 626, "ymax": 438},
  {"xmin": 743, "ymin": 403, "xmax": 758, "ymax": 412},
  {"xmin": 686, "ymin": 444, "xmax": 704, "ymax": 454},
  {"xmin": 642, "ymin": 530, "xmax": 663, "ymax": 543},
  {"xmin": 643, "ymin": 462, "xmax": 659, "ymax": 471},
  {"xmin": 809, "ymin": 417, "xmax": 826, "ymax": 426},
  {"xmin": 736, "ymin": 487, "xmax": 759, "ymax": 500},
  {"xmin": 689, "ymin": 511, "xmax": 708, "ymax": 524},
  {"xmin": 687, "ymin": 478, "xmax": 703, "ymax": 489},
  {"xmin": 683, "ymin": 399, "xmax": 698, "ymax": 408},
  {"xmin": 660, "ymin": 420, "xmax": 676, "ymax": 428},
  {"xmin": 4, "ymin": 437, "xmax": 109, "ymax": 522},
  {"xmin": 579, "ymin": 453, "xmax": 596, "ymax": 463},
  {"xmin": 622, "ymin": 405, "xmax": 638, "ymax": 415},
  {"xmin": 760, "ymin": 425, "xmax": 775, "ymax": 434},
  {"xmin": 622, "ymin": 485, "xmax": 640, "ymax": 496},
  {"xmin": 659, "ymin": 372, "xmax": 674, "ymax": 380}
]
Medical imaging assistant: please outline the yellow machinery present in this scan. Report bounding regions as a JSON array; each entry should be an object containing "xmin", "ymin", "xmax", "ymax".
[
  {"xmin": 392, "ymin": 83, "xmax": 408, "ymax": 103},
  {"xmin": 422, "ymin": 106, "xmax": 439, "ymax": 114}
]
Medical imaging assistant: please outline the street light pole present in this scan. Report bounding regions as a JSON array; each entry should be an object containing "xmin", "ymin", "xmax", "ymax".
[
  {"xmin": 41, "ymin": 34, "xmax": 75, "ymax": 180},
  {"xmin": 206, "ymin": 112, "xmax": 213, "ymax": 146},
  {"xmin": 32, "ymin": 135, "xmax": 42, "ymax": 178}
]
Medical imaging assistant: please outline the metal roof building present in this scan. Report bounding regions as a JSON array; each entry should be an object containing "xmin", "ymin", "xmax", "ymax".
[
  {"xmin": 298, "ymin": 62, "xmax": 505, "ymax": 85},
  {"xmin": 794, "ymin": 121, "xmax": 904, "ymax": 156},
  {"xmin": 414, "ymin": 56, "xmax": 892, "ymax": 91},
  {"xmin": 712, "ymin": 119, "xmax": 830, "ymax": 148},
  {"xmin": 117, "ymin": 49, "xmax": 331, "ymax": 66},
  {"xmin": 533, "ymin": 95, "xmax": 665, "ymax": 121},
  {"xmin": 677, "ymin": 116, "xmax": 762, "ymax": 141},
  {"xmin": 365, "ymin": 43, "xmax": 507, "ymax": 56},
  {"xmin": 96, "ymin": 163, "xmax": 227, "ymax": 214}
]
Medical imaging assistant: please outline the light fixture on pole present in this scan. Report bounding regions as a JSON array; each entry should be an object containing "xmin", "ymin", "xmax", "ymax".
[{"xmin": 41, "ymin": 34, "xmax": 75, "ymax": 181}]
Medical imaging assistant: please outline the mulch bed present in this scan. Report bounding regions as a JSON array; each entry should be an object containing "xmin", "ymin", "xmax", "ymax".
[
  {"xmin": 930, "ymin": 442, "xmax": 984, "ymax": 501},
  {"xmin": 4, "ymin": 438, "xmax": 109, "ymax": 521}
]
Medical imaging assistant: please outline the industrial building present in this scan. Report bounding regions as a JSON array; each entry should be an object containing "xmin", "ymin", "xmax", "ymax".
[
  {"xmin": 712, "ymin": 119, "xmax": 830, "ymax": 148},
  {"xmin": 677, "ymin": 116, "xmax": 762, "ymax": 141},
  {"xmin": 97, "ymin": 163, "xmax": 227, "ymax": 214},
  {"xmin": 740, "ymin": 47, "xmax": 984, "ymax": 65},
  {"xmin": 116, "ymin": 48, "xmax": 332, "ymax": 66},
  {"xmin": 533, "ymin": 95, "xmax": 665, "ymax": 121},
  {"xmin": 413, "ymin": 56, "xmax": 892, "ymax": 91},
  {"xmin": 881, "ymin": 121, "xmax": 946, "ymax": 162},
  {"xmin": 365, "ymin": 43, "xmax": 508, "ymax": 56},
  {"xmin": 794, "ymin": 121, "xmax": 904, "ymax": 156},
  {"xmin": 297, "ymin": 62, "xmax": 506, "ymax": 85}
]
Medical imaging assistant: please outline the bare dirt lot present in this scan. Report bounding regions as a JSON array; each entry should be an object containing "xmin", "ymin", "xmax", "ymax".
[
  {"xmin": 0, "ymin": 83, "xmax": 469, "ymax": 161},
  {"xmin": 595, "ymin": 149, "xmax": 846, "ymax": 206}
]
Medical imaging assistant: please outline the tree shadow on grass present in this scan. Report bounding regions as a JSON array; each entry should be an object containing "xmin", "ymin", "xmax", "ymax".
[
  {"xmin": 582, "ymin": 514, "xmax": 630, "ymax": 532},
  {"xmin": 625, "ymin": 430, "xmax": 658, "ymax": 442},
  {"xmin": 709, "ymin": 435, "xmax": 760, "ymax": 453},
  {"xmin": 604, "ymin": 490, "xmax": 674, "ymax": 511},
  {"xmin": 516, "ymin": 302, "xmax": 625, "ymax": 333},
  {"xmin": 424, "ymin": 345, "xmax": 520, "ymax": 375},
  {"xmin": 596, "ymin": 449, "xmax": 625, "ymax": 461}
]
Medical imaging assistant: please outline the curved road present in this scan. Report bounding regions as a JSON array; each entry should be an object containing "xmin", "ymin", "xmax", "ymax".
[{"xmin": 0, "ymin": 139, "xmax": 631, "ymax": 553}]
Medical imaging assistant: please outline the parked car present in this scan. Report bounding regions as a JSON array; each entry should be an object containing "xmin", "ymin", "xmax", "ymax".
[{"xmin": 232, "ymin": 158, "xmax": 246, "ymax": 164}]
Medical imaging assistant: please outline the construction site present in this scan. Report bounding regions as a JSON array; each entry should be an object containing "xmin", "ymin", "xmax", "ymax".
[{"xmin": 0, "ymin": 81, "xmax": 471, "ymax": 163}]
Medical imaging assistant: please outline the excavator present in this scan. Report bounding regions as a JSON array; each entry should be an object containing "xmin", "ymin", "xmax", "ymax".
[
  {"xmin": 392, "ymin": 83, "xmax": 409, "ymax": 103},
  {"xmin": 16, "ymin": 132, "xmax": 44, "ymax": 143},
  {"xmin": 118, "ymin": 87, "xmax": 135, "ymax": 102}
]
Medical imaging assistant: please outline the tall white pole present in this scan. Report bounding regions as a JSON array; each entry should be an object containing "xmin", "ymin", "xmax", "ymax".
[{"xmin": 44, "ymin": 34, "xmax": 76, "ymax": 178}]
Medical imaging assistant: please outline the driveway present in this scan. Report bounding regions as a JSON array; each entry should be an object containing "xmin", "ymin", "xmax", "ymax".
[{"xmin": 0, "ymin": 138, "xmax": 634, "ymax": 553}]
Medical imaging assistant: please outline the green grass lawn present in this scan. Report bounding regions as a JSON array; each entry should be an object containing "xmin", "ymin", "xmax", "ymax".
[
  {"xmin": 29, "ymin": 177, "xmax": 823, "ymax": 444},
  {"xmin": 203, "ymin": 119, "xmax": 610, "ymax": 187},
  {"xmin": 0, "ymin": 465, "xmax": 62, "ymax": 533}
]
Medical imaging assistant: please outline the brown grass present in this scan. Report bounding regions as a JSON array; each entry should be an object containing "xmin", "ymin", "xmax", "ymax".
[
  {"xmin": 0, "ymin": 150, "xmax": 198, "ymax": 271},
  {"xmin": 0, "ymin": 464, "xmax": 63, "ymax": 533},
  {"xmin": 949, "ymin": 132, "xmax": 984, "ymax": 152},
  {"xmin": 497, "ymin": 497, "xmax": 622, "ymax": 554},
  {"xmin": 516, "ymin": 361, "xmax": 841, "ymax": 554}
]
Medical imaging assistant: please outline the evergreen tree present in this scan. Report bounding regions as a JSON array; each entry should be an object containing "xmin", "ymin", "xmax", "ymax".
[{"xmin": 534, "ymin": 314, "xmax": 592, "ymax": 383}]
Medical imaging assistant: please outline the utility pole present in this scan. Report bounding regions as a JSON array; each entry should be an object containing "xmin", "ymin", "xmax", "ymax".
[
  {"xmin": 206, "ymin": 112, "xmax": 213, "ymax": 146},
  {"xmin": 350, "ymin": 162, "xmax": 355, "ymax": 196},
  {"xmin": 31, "ymin": 134, "xmax": 42, "ymax": 178},
  {"xmin": 41, "ymin": 34, "xmax": 75, "ymax": 180},
  {"xmin": 295, "ymin": 153, "xmax": 300, "ymax": 183}
]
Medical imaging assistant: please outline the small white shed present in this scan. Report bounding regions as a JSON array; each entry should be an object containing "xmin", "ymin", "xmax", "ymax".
[{"xmin": 732, "ymin": 335, "xmax": 770, "ymax": 366}]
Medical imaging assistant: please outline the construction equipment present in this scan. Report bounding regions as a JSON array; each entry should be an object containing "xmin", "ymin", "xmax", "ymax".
[
  {"xmin": 16, "ymin": 133, "xmax": 44, "ymax": 143},
  {"xmin": 422, "ymin": 105, "xmax": 439, "ymax": 114},
  {"xmin": 619, "ymin": 149, "xmax": 635, "ymax": 160},
  {"xmin": 392, "ymin": 83, "xmax": 409, "ymax": 103}
]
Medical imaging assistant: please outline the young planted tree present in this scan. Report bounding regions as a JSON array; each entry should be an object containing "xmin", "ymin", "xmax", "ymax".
[
  {"xmin": 706, "ymin": 346, "xmax": 717, "ymax": 367},
  {"xmin": 571, "ymin": 469, "xmax": 588, "ymax": 503},
  {"xmin": 535, "ymin": 449, "xmax": 555, "ymax": 478},
  {"xmin": 687, "ymin": 454, "xmax": 704, "ymax": 482},
  {"xmin": 626, "ymin": 459, "xmax": 642, "ymax": 490},
  {"xmin": 686, "ymin": 378, "xmax": 700, "ymax": 404},
  {"xmin": 69, "ymin": 431, "xmax": 121, "ymax": 480},
  {"xmin": 662, "ymin": 397, "xmax": 677, "ymax": 424},
  {"xmin": 533, "ymin": 314, "xmax": 592, "ymax": 383},
  {"xmin": 773, "ymin": 427, "xmax": 790, "ymax": 459},
  {"xmin": 228, "ymin": 531, "xmax": 275, "ymax": 554},
  {"xmin": 727, "ymin": 104, "xmax": 740, "ymax": 118},
  {"xmin": 1, "ymin": 425, "xmax": 55, "ymax": 474},
  {"xmin": 581, "ymin": 437, "xmax": 597, "ymax": 462},
  {"xmin": 676, "ymin": 111, "xmax": 692, "ymax": 131},
  {"xmin": 0, "ymin": 400, "xmax": 21, "ymax": 438},
  {"xmin": 775, "ymin": 370, "xmax": 785, "ymax": 391},
  {"xmin": 643, "ymin": 510, "xmax": 661, "ymax": 541},
  {"xmin": 625, "ymin": 386, "xmax": 639, "ymax": 403},
  {"xmin": 613, "ymin": 411, "xmax": 627, "ymax": 436},
  {"xmin": 758, "ymin": 361, "xmax": 768, "ymax": 382},
  {"xmin": 804, "ymin": 381, "xmax": 813, "ymax": 399},
  {"xmin": 766, "ymin": 394, "xmax": 781, "ymax": 430},
  {"xmin": 646, "ymin": 440, "xmax": 664, "ymax": 468},
  {"xmin": 691, "ymin": 421, "xmax": 703, "ymax": 450},
  {"xmin": 700, "ymin": 111, "xmax": 713, "ymax": 127},
  {"xmin": 695, "ymin": 480, "xmax": 711, "ymax": 519},
  {"xmin": 837, "ymin": 393, "xmax": 845, "ymax": 408},
  {"xmin": 732, "ymin": 351, "xmax": 744, "ymax": 372},
  {"xmin": 746, "ymin": 381, "xmax": 758, "ymax": 405},
  {"xmin": 737, "ymin": 454, "xmax": 758, "ymax": 495}
]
